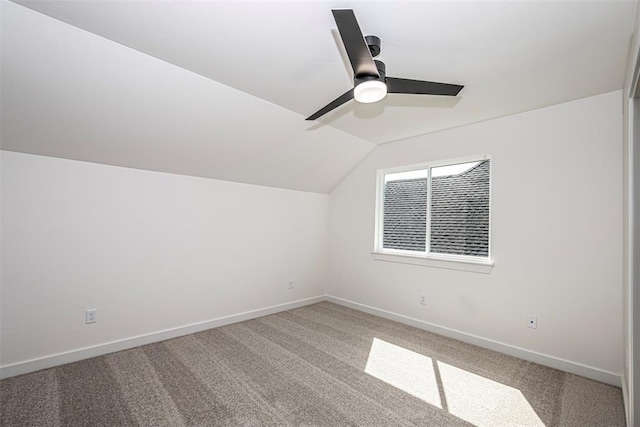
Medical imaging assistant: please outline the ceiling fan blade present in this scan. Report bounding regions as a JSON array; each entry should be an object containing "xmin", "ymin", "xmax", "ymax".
[
  {"xmin": 332, "ymin": 9, "xmax": 379, "ymax": 78},
  {"xmin": 306, "ymin": 89, "xmax": 354, "ymax": 120},
  {"xmin": 386, "ymin": 77, "xmax": 463, "ymax": 96}
]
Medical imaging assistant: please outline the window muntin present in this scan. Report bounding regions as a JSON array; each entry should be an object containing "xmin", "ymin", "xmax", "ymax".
[{"xmin": 377, "ymin": 158, "xmax": 490, "ymax": 261}]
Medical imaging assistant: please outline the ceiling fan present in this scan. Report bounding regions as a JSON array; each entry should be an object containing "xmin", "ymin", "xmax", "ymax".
[{"xmin": 307, "ymin": 9, "xmax": 464, "ymax": 121}]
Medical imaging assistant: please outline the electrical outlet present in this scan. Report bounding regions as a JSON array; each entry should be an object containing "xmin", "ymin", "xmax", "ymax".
[
  {"xmin": 86, "ymin": 309, "xmax": 97, "ymax": 324},
  {"xmin": 528, "ymin": 315, "xmax": 537, "ymax": 329},
  {"xmin": 288, "ymin": 279, "xmax": 294, "ymax": 289},
  {"xmin": 420, "ymin": 295, "xmax": 426, "ymax": 305}
]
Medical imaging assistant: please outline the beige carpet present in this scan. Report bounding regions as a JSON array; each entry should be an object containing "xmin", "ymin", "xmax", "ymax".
[{"xmin": 0, "ymin": 302, "xmax": 626, "ymax": 426}]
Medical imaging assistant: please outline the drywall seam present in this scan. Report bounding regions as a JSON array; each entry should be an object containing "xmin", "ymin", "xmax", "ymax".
[{"xmin": 326, "ymin": 295, "xmax": 622, "ymax": 387}]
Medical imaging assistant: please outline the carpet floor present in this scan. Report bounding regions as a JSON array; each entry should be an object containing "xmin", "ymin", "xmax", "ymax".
[{"xmin": 0, "ymin": 302, "xmax": 626, "ymax": 426}]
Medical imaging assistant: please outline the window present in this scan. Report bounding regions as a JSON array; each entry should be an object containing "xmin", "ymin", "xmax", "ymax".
[{"xmin": 374, "ymin": 157, "xmax": 492, "ymax": 272}]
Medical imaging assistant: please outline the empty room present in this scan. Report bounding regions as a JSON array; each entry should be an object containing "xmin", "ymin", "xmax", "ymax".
[{"xmin": 1, "ymin": 0, "xmax": 639, "ymax": 425}]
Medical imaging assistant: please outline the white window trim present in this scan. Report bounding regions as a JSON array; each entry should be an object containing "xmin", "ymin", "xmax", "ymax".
[
  {"xmin": 373, "ymin": 154, "xmax": 493, "ymax": 273},
  {"xmin": 371, "ymin": 251, "xmax": 494, "ymax": 274}
]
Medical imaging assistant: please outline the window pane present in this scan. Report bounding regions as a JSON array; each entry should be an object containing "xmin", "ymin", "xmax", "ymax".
[
  {"xmin": 383, "ymin": 175, "xmax": 428, "ymax": 251},
  {"xmin": 430, "ymin": 160, "xmax": 490, "ymax": 257}
]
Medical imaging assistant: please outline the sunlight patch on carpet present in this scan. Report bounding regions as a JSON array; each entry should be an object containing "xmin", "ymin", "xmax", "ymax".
[
  {"xmin": 365, "ymin": 338, "xmax": 442, "ymax": 408},
  {"xmin": 365, "ymin": 338, "xmax": 544, "ymax": 426},
  {"xmin": 437, "ymin": 360, "xmax": 544, "ymax": 426}
]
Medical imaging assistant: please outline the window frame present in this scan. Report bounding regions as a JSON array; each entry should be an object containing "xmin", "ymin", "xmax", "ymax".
[{"xmin": 372, "ymin": 155, "xmax": 494, "ymax": 274}]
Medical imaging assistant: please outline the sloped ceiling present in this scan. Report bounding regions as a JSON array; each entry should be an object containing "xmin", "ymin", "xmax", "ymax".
[{"xmin": 1, "ymin": 0, "xmax": 637, "ymax": 193}]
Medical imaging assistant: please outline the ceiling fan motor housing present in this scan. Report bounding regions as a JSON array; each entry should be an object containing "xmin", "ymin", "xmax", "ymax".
[
  {"xmin": 365, "ymin": 35, "xmax": 381, "ymax": 58},
  {"xmin": 355, "ymin": 60, "xmax": 386, "ymax": 86},
  {"xmin": 354, "ymin": 60, "xmax": 387, "ymax": 103}
]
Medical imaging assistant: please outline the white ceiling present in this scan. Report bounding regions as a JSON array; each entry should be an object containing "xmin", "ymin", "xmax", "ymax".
[{"xmin": 1, "ymin": 0, "xmax": 637, "ymax": 193}]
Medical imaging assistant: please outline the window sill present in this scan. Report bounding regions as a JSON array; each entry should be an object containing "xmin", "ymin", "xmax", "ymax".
[{"xmin": 371, "ymin": 251, "xmax": 494, "ymax": 274}]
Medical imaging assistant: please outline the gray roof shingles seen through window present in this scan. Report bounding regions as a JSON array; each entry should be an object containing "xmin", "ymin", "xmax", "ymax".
[
  {"xmin": 383, "ymin": 179, "xmax": 428, "ymax": 251},
  {"xmin": 430, "ymin": 160, "xmax": 490, "ymax": 256},
  {"xmin": 382, "ymin": 160, "xmax": 490, "ymax": 256}
]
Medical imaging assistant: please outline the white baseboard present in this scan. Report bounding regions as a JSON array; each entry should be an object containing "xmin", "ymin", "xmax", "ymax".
[
  {"xmin": 0, "ymin": 296, "xmax": 325, "ymax": 380},
  {"xmin": 326, "ymin": 295, "xmax": 622, "ymax": 387},
  {"xmin": 2, "ymin": 294, "xmax": 623, "ymax": 388}
]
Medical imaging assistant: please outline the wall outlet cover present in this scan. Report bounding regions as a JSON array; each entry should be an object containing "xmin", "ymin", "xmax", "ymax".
[{"xmin": 86, "ymin": 309, "xmax": 97, "ymax": 324}]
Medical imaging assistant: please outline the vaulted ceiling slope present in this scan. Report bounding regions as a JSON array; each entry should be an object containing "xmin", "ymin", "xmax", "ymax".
[
  {"xmin": 1, "ymin": 1, "xmax": 637, "ymax": 193},
  {"xmin": 1, "ymin": 1, "xmax": 374, "ymax": 194}
]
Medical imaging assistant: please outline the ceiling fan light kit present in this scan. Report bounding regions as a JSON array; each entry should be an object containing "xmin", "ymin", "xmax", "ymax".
[
  {"xmin": 354, "ymin": 60, "xmax": 387, "ymax": 103},
  {"xmin": 354, "ymin": 80, "xmax": 387, "ymax": 103},
  {"xmin": 307, "ymin": 9, "xmax": 464, "ymax": 120}
]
